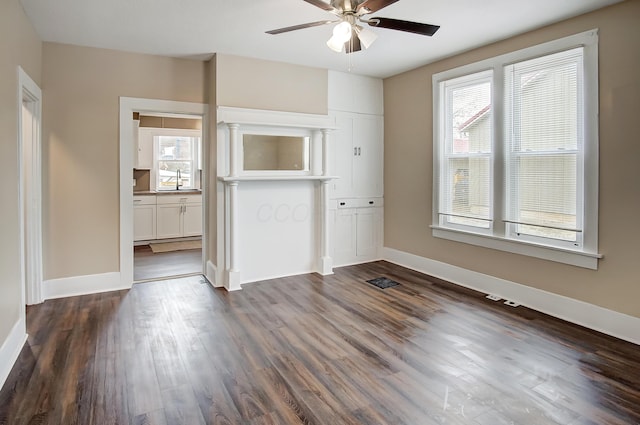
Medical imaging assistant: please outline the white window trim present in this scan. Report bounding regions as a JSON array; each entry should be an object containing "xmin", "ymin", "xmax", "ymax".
[
  {"xmin": 151, "ymin": 128, "xmax": 201, "ymax": 191},
  {"xmin": 432, "ymin": 29, "xmax": 601, "ymax": 269}
]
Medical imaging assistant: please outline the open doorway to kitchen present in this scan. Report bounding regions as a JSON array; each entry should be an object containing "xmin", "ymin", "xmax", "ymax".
[
  {"xmin": 132, "ymin": 114, "xmax": 204, "ymax": 281},
  {"xmin": 119, "ymin": 98, "xmax": 208, "ymax": 287}
]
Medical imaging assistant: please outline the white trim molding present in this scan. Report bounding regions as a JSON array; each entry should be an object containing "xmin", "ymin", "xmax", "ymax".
[
  {"xmin": 43, "ymin": 272, "xmax": 126, "ymax": 300},
  {"xmin": 119, "ymin": 97, "xmax": 209, "ymax": 288},
  {"xmin": 17, "ymin": 66, "xmax": 43, "ymax": 306},
  {"xmin": 0, "ymin": 317, "xmax": 27, "ymax": 391},
  {"xmin": 383, "ymin": 247, "xmax": 640, "ymax": 346},
  {"xmin": 206, "ymin": 260, "xmax": 221, "ymax": 288}
]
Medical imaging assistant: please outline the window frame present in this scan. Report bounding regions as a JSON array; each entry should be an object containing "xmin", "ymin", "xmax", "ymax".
[
  {"xmin": 432, "ymin": 30, "xmax": 601, "ymax": 269},
  {"xmin": 151, "ymin": 128, "xmax": 201, "ymax": 192}
]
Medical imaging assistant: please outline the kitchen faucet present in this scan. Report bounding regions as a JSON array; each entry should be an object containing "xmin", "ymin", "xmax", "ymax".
[{"xmin": 176, "ymin": 169, "xmax": 182, "ymax": 190}]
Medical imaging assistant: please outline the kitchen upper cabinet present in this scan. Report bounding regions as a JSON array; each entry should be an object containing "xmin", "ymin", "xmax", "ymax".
[
  {"xmin": 156, "ymin": 194, "xmax": 202, "ymax": 239},
  {"xmin": 133, "ymin": 195, "xmax": 156, "ymax": 241},
  {"xmin": 330, "ymin": 111, "xmax": 383, "ymax": 199},
  {"xmin": 136, "ymin": 127, "xmax": 154, "ymax": 170}
]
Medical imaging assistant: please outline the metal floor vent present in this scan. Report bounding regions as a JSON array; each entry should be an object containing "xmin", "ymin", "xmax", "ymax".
[{"xmin": 366, "ymin": 277, "xmax": 400, "ymax": 289}]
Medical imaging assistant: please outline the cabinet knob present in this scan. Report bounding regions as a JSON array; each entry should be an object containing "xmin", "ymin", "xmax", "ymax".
[{"xmin": 369, "ymin": 201, "xmax": 374, "ymax": 205}]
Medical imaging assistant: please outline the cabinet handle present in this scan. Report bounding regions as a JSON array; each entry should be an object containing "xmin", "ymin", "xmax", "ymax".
[
  {"xmin": 339, "ymin": 202, "xmax": 346, "ymax": 206},
  {"xmin": 369, "ymin": 201, "xmax": 374, "ymax": 205},
  {"xmin": 354, "ymin": 147, "xmax": 358, "ymax": 156},
  {"xmin": 357, "ymin": 147, "xmax": 361, "ymax": 156}
]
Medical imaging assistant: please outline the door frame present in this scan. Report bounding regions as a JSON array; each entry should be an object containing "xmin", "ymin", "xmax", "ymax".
[
  {"xmin": 119, "ymin": 97, "xmax": 208, "ymax": 287},
  {"xmin": 18, "ymin": 66, "xmax": 43, "ymax": 307}
]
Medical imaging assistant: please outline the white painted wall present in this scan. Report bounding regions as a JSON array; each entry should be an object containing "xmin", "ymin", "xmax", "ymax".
[{"xmin": 238, "ymin": 180, "xmax": 317, "ymax": 283}]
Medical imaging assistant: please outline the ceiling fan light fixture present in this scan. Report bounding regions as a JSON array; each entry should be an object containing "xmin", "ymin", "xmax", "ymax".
[
  {"xmin": 327, "ymin": 20, "xmax": 352, "ymax": 52},
  {"xmin": 355, "ymin": 26, "xmax": 377, "ymax": 49}
]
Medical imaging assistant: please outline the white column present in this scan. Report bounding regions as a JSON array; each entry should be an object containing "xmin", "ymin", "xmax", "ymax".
[
  {"xmin": 226, "ymin": 180, "xmax": 241, "ymax": 290},
  {"xmin": 321, "ymin": 129, "xmax": 331, "ymax": 176},
  {"xmin": 319, "ymin": 179, "xmax": 333, "ymax": 275},
  {"xmin": 311, "ymin": 130, "xmax": 322, "ymax": 176},
  {"xmin": 228, "ymin": 123, "xmax": 240, "ymax": 177}
]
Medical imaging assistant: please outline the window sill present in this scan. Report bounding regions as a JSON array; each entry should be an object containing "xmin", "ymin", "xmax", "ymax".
[{"xmin": 431, "ymin": 225, "xmax": 602, "ymax": 270}]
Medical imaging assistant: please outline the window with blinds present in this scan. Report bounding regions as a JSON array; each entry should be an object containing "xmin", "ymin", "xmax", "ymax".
[
  {"xmin": 439, "ymin": 71, "xmax": 493, "ymax": 231},
  {"xmin": 504, "ymin": 48, "xmax": 584, "ymax": 247},
  {"xmin": 432, "ymin": 30, "xmax": 599, "ymax": 266}
]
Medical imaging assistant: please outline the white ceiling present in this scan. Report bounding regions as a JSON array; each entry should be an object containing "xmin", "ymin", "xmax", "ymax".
[{"xmin": 20, "ymin": 0, "xmax": 623, "ymax": 78}]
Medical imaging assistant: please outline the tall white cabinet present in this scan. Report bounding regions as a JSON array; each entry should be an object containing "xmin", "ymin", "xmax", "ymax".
[{"xmin": 329, "ymin": 71, "xmax": 384, "ymax": 267}]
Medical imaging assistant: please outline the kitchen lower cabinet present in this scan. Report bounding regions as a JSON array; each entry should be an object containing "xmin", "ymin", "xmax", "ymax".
[
  {"xmin": 156, "ymin": 194, "xmax": 202, "ymax": 239},
  {"xmin": 133, "ymin": 196, "xmax": 157, "ymax": 241}
]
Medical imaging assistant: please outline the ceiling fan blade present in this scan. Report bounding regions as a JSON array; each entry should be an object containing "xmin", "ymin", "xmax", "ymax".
[
  {"xmin": 345, "ymin": 32, "xmax": 362, "ymax": 53},
  {"xmin": 266, "ymin": 20, "xmax": 334, "ymax": 35},
  {"xmin": 303, "ymin": 0, "xmax": 340, "ymax": 13},
  {"xmin": 368, "ymin": 17, "xmax": 440, "ymax": 36},
  {"xmin": 357, "ymin": 0, "xmax": 400, "ymax": 14}
]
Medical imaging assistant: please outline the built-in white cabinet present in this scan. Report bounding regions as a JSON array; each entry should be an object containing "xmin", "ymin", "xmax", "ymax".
[
  {"xmin": 332, "ymin": 198, "xmax": 383, "ymax": 266},
  {"xmin": 328, "ymin": 71, "xmax": 384, "ymax": 267},
  {"xmin": 136, "ymin": 127, "xmax": 154, "ymax": 170},
  {"xmin": 133, "ymin": 196, "xmax": 156, "ymax": 241},
  {"xmin": 156, "ymin": 194, "xmax": 202, "ymax": 239},
  {"xmin": 330, "ymin": 112, "xmax": 384, "ymax": 199}
]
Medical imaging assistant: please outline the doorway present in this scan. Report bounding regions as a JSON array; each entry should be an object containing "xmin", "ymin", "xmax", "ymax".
[
  {"xmin": 132, "ymin": 114, "xmax": 204, "ymax": 281},
  {"xmin": 118, "ymin": 98, "xmax": 208, "ymax": 288}
]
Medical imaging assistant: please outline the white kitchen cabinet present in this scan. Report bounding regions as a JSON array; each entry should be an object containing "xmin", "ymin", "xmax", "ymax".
[
  {"xmin": 332, "ymin": 198, "xmax": 383, "ymax": 266},
  {"xmin": 136, "ymin": 127, "xmax": 154, "ymax": 170},
  {"xmin": 183, "ymin": 203, "xmax": 203, "ymax": 237},
  {"xmin": 156, "ymin": 194, "xmax": 202, "ymax": 239},
  {"xmin": 133, "ymin": 195, "xmax": 156, "ymax": 241},
  {"xmin": 330, "ymin": 111, "xmax": 383, "ymax": 199}
]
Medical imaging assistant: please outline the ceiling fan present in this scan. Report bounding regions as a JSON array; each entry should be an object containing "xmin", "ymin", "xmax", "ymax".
[{"xmin": 266, "ymin": 0, "xmax": 440, "ymax": 54}]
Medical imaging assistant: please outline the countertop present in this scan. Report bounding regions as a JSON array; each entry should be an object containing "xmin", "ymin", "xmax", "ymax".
[{"xmin": 133, "ymin": 189, "xmax": 202, "ymax": 196}]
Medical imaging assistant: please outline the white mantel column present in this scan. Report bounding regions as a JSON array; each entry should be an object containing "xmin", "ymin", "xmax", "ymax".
[
  {"xmin": 228, "ymin": 123, "xmax": 240, "ymax": 177},
  {"xmin": 226, "ymin": 180, "xmax": 241, "ymax": 290},
  {"xmin": 319, "ymin": 128, "xmax": 333, "ymax": 275}
]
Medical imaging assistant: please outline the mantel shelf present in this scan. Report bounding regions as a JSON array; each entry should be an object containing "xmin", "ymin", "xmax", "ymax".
[{"xmin": 218, "ymin": 175, "xmax": 338, "ymax": 183}]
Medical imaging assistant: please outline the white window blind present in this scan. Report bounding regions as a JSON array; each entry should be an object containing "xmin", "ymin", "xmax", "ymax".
[
  {"xmin": 504, "ymin": 48, "xmax": 584, "ymax": 246},
  {"xmin": 439, "ymin": 72, "xmax": 493, "ymax": 230}
]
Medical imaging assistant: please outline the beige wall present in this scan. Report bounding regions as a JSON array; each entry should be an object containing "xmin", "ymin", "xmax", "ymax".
[
  {"xmin": 216, "ymin": 54, "xmax": 327, "ymax": 114},
  {"xmin": 383, "ymin": 0, "xmax": 640, "ymax": 318},
  {"xmin": 42, "ymin": 43, "xmax": 205, "ymax": 280},
  {"xmin": 0, "ymin": 0, "xmax": 42, "ymax": 347}
]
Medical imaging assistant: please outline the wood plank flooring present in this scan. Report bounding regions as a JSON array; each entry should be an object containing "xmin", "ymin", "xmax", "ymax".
[
  {"xmin": 134, "ymin": 244, "xmax": 202, "ymax": 281},
  {"xmin": 1, "ymin": 261, "xmax": 639, "ymax": 425}
]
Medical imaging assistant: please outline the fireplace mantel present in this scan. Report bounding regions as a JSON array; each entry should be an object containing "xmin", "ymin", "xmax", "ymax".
[{"xmin": 216, "ymin": 107, "xmax": 336, "ymax": 291}]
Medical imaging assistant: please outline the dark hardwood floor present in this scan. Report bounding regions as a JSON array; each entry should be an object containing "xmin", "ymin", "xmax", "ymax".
[
  {"xmin": 1, "ymin": 261, "xmax": 639, "ymax": 425},
  {"xmin": 134, "ymin": 244, "xmax": 202, "ymax": 281}
]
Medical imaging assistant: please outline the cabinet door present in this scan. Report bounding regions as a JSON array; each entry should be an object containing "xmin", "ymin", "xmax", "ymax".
[
  {"xmin": 136, "ymin": 128, "xmax": 154, "ymax": 170},
  {"xmin": 333, "ymin": 208, "xmax": 357, "ymax": 266},
  {"xmin": 355, "ymin": 208, "xmax": 377, "ymax": 259},
  {"xmin": 353, "ymin": 115, "xmax": 384, "ymax": 198},
  {"xmin": 183, "ymin": 203, "xmax": 203, "ymax": 237},
  {"xmin": 133, "ymin": 205, "xmax": 156, "ymax": 241},
  {"xmin": 330, "ymin": 113, "xmax": 354, "ymax": 199},
  {"xmin": 156, "ymin": 204, "xmax": 182, "ymax": 239}
]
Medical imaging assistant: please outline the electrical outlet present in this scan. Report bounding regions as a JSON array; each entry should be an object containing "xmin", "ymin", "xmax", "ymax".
[
  {"xmin": 504, "ymin": 300, "xmax": 520, "ymax": 307},
  {"xmin": 486, "ymin": 294, "xmax": 502, "ymax": 301}
]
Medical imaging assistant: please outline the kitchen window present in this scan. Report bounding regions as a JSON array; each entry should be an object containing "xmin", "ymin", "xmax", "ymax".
[
  {"xmin": 432, "ymin": 30, "xmax": 601, "ymax": 269},
  {"xmin": 155, "ymin": 132, "xmax": 200, "ymax": 191}
]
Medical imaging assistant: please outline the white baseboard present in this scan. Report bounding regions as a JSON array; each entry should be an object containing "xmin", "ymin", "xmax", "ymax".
[
  {"xmin": 0, "ymin": 317, "xmax": 27, "ymax": 391},
  {"xmin": 206, "ymin": 260, "xmax": 222, "ymax": 288},
  {"xmin": 383, "ymin": 247, "xmax": 640, "ymax": 346},
  {"xmin": 43, "ymin": 272, "xmax": 129, "ymax": 300}
]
